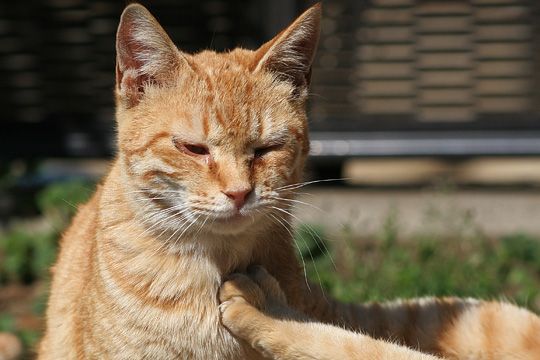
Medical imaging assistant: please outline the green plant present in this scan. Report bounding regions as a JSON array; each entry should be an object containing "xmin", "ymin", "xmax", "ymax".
[
  {"xmin": 0, "ymin": 229, "xmax": 56, "ymax": 284},
  {"xmin": 36, "ymin": 180, "xmax": 94, "ymax": 225},
  {"xmin": 0, "ymin": 181, "xmax": 94, "ymax": 285},
  {"xmin": 296, "ymin": 228, "xmax": 540, "ymax": 312},
  {"xmin": 0, "ymin": 313, "xmax": 15, "ymax": 332}
]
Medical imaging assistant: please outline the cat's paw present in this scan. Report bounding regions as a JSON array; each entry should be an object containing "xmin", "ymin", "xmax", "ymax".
[
  {"xmin": 218, "ymin": 295, "xmax": 249, "ymax": 333},
  {"xmin": 219, "ymin": 273, "xmax": 266, "ymax": 310},
  {"xmin": 219, "ymin": 267, "xmax": 287, "ymax": 311},
  {"xmin": 219, "ymin": 268, "xmax": 305, "ymax": 338},
  {"xmin": 219, "ymin": 274, "xmax": 268, "ymax": 334}
]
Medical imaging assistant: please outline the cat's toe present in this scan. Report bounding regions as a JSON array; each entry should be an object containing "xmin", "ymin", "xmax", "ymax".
[
  {"xmin": 219, "ymin": 298, "xmax": 244, "ymax": 331},
  {"xmin": 219, "ymin": 273, "xmax": 266, "ymax": 309}
]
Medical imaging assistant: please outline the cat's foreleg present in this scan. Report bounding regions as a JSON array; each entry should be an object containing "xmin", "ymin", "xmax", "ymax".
[
  {"xmin": 219, "ymin": 268, "xmax": 441, "ymax": 360},
  {"xmin": 300, "ymin": 286, "xmax": 540, "ymax": 359}
]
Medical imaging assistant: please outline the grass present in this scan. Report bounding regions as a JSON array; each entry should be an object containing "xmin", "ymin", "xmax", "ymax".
[
  {"xmin": 297, "ymin": 224, "xmax": 540, "ymax": 313},
  {"xmin": 1, "ymin": 180, "xmax": 540, "ymax": 357}
]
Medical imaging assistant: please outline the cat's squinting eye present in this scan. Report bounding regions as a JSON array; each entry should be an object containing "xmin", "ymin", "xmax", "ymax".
[
  {"xmin": 173, "ymin": 139, "xmax": 209, "ymax": 157},
  {"xmin": 254, "ymin": 144, "xmax": 280, "ymax": 158},
  {"xmin": 185, "ymin": 144, "xmax": 209, "ymax": 155}
]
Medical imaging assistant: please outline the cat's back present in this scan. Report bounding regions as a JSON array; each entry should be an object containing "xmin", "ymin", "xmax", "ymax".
[{"xmin": 38, "ymin": 186, "xmax": 102, "ymax": 359}]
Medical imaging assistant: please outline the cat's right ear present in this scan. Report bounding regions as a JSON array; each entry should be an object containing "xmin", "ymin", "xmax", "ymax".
[{"xmin": 115, "ymin": 4, "xmax": 184, "ymax": 108}]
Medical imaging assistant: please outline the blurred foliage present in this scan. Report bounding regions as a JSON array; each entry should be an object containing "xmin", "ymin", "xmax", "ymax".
[
  {"xmin": 0, "ymin": 229, "xmax": 56, "ymax": 284},
  {"xmin": 36, "ymin": 181, "xmax": 94, "ymax": 224},
  {"xmin": 297, "ymin": 221, "xmax": 540, "ymax": 313},
  {"xmin": 0, "ymin": 181, "xmax": 93, "ymax": 285}
]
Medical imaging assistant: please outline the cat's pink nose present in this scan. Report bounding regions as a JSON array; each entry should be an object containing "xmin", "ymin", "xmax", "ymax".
[{"xmin": 223, "ymin": 188, "xmax": 252, "ymax": 210}]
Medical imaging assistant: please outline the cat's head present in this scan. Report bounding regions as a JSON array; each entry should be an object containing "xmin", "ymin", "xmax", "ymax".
[{"xmin": 114, "ymin": 3, "xmax": 320, "ymax": 236}]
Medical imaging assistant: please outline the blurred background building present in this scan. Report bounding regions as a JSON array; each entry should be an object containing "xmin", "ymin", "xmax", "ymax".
[{"xmin": 2, "ymin": 0, "xmax": 540, "ymax": 162}]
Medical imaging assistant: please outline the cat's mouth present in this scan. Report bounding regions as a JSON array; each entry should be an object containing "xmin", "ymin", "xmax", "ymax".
[
  {"xmin": 212, "ymin": 212, "xmax": 250, "ymax": 224},
  {"xmin": 203, "ymin": 208, "xmax": 260, "ymax": 234}
]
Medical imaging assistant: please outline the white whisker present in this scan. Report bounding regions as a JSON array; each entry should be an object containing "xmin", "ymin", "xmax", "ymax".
[
  {"xmin": 193, "ymin": 213, "xmax": 210, "ymax": 238},
  {"xmin": 138, "ymin": 204, "xmax": 190, "ymax": 239},
  {"xmin": 276, "ymin": 178, "xmax": 349, "ymax": 191},
  {"xmin": 270, "ymin": 205, "xmax": 336, "ymax": 272},
  {"xmin": 270, "ymin": 195, "xmax": 324, "ymax": 213},
  {"xmin": 267, "ymin": 212, "xmax": 311, "ymax": 291},
  {"xmin": 270, "ymin": 206, "xmax": 327, "ymax": 294},
  {"xmin": 177, "ymin": 214, "xmax": 201, "ymax": 239}
]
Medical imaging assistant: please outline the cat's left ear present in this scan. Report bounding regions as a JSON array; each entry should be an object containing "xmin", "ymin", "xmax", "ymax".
[
  {"xmin": 115, "ymin": 4, "xmax": 188, "ymax": 108},
  {"xmin": 253, "ymin": 3, "xmax": 321, "ymax": 99}
]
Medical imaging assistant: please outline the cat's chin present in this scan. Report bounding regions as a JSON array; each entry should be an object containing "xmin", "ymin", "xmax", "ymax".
[{"xmin": 206, "ymin": 214, "xmax": 258, "ymax": 235}]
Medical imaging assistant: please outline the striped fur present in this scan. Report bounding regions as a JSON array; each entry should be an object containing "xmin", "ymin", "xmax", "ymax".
[
  {"xmin": 220, "ymin": 267, "xmax": 540, "ymax": 360},
  {"xmin": 38, "ymin": 3, "xmax": 540, "ymax": 359}
]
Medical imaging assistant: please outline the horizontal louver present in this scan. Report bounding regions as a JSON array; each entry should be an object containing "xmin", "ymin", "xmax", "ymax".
[
  {"xmin": 1, "ymin": 0, "xmax": 539, "ymax": 158},
  {"xmin": 310, "ymin": 0, "xmax": 540, "ymax": 131}
]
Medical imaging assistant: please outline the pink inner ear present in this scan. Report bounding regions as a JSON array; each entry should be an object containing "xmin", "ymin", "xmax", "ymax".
[
  {"xmin": 115, "ymin": 5, "xmax": 173, "ymax": 107},
  {"xmin": 254, "ymin": 4, "xmax": 321, "ymax": 98},
  {"xmin": 116, "ymin": 16, "xmax": 147, "ymax": 93},
  {"xmin": 119, "ymin": 68, "xmax": 149, "ymax": 95},
  {"xmin": 266, "ymin": 36, "xmax": 315, "ymax": 90},
  {"xmin": 115, "ymin": 4, "xmax": 189, "ymax": 108}
]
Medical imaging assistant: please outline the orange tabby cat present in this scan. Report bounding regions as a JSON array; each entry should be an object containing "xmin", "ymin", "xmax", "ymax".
[{"xmin": 39, "ymin": 3, "xmax": 540, "ymax": 359}]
